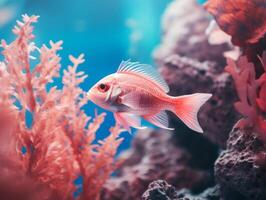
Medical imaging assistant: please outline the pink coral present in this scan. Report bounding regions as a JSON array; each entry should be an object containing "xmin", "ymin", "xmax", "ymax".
[
  {"xmin": 225, "ymin": 52, "xmax": 266, "ymax": 140},
  {"xmin": 0, "ymin": 14, "xmax": 123, "ymax": 200}
]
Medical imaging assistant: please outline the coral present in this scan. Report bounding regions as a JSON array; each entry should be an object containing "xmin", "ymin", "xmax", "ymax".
[
  {"xmin": 154, "ymin": 0, "xmax": 239, "ymax": 147},
  {"xmin": 205, "ymin": 0, "xmax": 266, "ymax": 46},
  {"xmin": 101, "ymin": 129, "xmax": 213, "ymax": 200},
  {"xmin": 215, "ymin": 127, "xmax": 266, "ymax": 200},
  {"xmin": 142, "ymin": 180, "xmax": 220, "ymax": 200},
  {"xmin": 0, "ymin": 15, "xmax": 123, "ymax": 200},
  {"xmin": 205, "ymin": 1, "xmax": 266, "ymax": 200},
  {"xmin": 225, "ymin": 53, "xmax": 266, "ymax": 141}
]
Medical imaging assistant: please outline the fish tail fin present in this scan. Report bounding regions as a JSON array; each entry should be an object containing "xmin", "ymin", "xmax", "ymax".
[{"xmin": 170, "ymin": 93, "xmax": 212, "ymax": 133}]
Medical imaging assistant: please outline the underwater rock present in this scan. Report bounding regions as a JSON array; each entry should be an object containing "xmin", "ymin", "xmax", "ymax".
[
  {"xmin": 142, "ymin": 180, "xmax": 179, "ymax": 200},
  {"xmin": 142, "ymin": 180, "xmax": 220, "ymax": 200},
  {"xmin": 101, "ymin": 130, "xmax": 212, "ymax": 200},
  {"xmin": 154, "ymin": 0, "xmax": 230, "ymax": 66},
  {"xmin": 215, "ymin": 127, "xmax": 266, "ymax": 200},
  {"xmin": 153, "ymin": 0, "xmax": 239, "ymax": 147}
]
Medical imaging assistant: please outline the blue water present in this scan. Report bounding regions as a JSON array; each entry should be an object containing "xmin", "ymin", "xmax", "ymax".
[{"xmin": 0, "ymin": 0, "xmax": 173, "ymax": 152}]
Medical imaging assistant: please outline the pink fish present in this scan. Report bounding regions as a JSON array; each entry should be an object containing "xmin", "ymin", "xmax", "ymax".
[{"xmin": 87, "ymin": 60, "xmax": 212, "ymax": 133}]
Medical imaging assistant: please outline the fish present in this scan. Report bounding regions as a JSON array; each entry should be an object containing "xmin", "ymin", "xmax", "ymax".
[{"xmin": 87, "ymin": 60, "xmax": 212, "ymax": 133}]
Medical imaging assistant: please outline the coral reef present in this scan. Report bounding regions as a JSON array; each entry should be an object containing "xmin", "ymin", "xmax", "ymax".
[
  {"xmin": 142, "ymin": 180, "xmax": 220, "ymax": 200},
  {"xmin": 205, "ymin": 0, "xmax": 266, "ymax": 200},
  {"xmin": 2, "ymin": 0, "xmax": 266, "ymax": 199},
  {"xmin": 0, "ymin": 15, "xmax": 123, "ymax": 200},
  {"xmin": 101, "ymin": 130, "xmax": 213, "ymax": 200},
  {"xmin": 215, "ymin": 127, "xmax": 266, "ymax": 200},
  {"xmin": 154, "ymin": 0, "xmax": 238, "ymax": 147},
  {"xmin": 142, "ymin": 0, "xmax": 266, "ymax": 200}
]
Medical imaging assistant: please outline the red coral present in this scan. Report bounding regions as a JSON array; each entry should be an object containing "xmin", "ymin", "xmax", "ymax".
[
  {"xmin": 205, "ymin": 0, "xmax": 266, "ymax": 46},
  {"xmin": 0, "ymin": 15, "xmax": 123, "ymax": 200},
  {"xmin": 225, "ymin": 52, "xmax": 266, "ymax": 140}
]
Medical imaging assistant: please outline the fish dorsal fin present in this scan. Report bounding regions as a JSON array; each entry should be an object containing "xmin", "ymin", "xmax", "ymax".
[{"xmin": 117, "ymin": 60, "xmax": 169, "ymax": 93}]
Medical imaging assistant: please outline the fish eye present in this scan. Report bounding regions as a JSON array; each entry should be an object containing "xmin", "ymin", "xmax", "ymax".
[{"xmin": 97, "ymin": 83, "xmax": 109, "ymax": 92}]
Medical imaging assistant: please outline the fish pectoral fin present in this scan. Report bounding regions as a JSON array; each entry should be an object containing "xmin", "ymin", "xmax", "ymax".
[
  {"xmin": 120, "ymin": 91, "xmax": 140, "ymax": 108},
  {"xmin": 114, "ymin": 112, "xmax": 131, "ymax": 133},
  {"xmin": 106, "ymin": 85, "xmax": 122, "ymax": 102},
  {"xmin": 143, "ymin": 111, "xmax": 174, "ymax": 130},
  {"xmin": 114, "ymin": 112, "xmax": 146, "ymax": 133}
]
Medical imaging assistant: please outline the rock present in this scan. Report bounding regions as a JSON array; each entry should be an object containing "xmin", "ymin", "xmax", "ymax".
[
  {"xmin": 215, "ymin": 127, "xmax": 266, "ymax": 200},
  {"xmin": 142, "ymin": 180, "xmax": 220, "ymax": 200},
  {"xmin": 101, "ymin": 130, "xmax": 212, "ymax": 200},
  {"xmin": 142, "ymin": 180, "xmax": 179, "ymax": 200},
  {"xmin": 154, "ymin": 0, "xmax": 229, "ymax": 66},
  {"xmin": 153, "ymin": 0, "xmax": 239, "ymax": 147}
]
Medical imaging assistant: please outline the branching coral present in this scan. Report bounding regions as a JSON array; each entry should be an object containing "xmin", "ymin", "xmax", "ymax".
[
  {"xmin": 225, "ymin": 53, "xmax": 266, "ymax": 140},
  {"xmin": 0, "ymin": 14, "xmax": 123, "ymax": 200}
]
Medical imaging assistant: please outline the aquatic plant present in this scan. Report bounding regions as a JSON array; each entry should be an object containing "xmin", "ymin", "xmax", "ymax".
[{"xmin": 0, "ymin": 14, "xmax": 123, "ymax": 200}]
